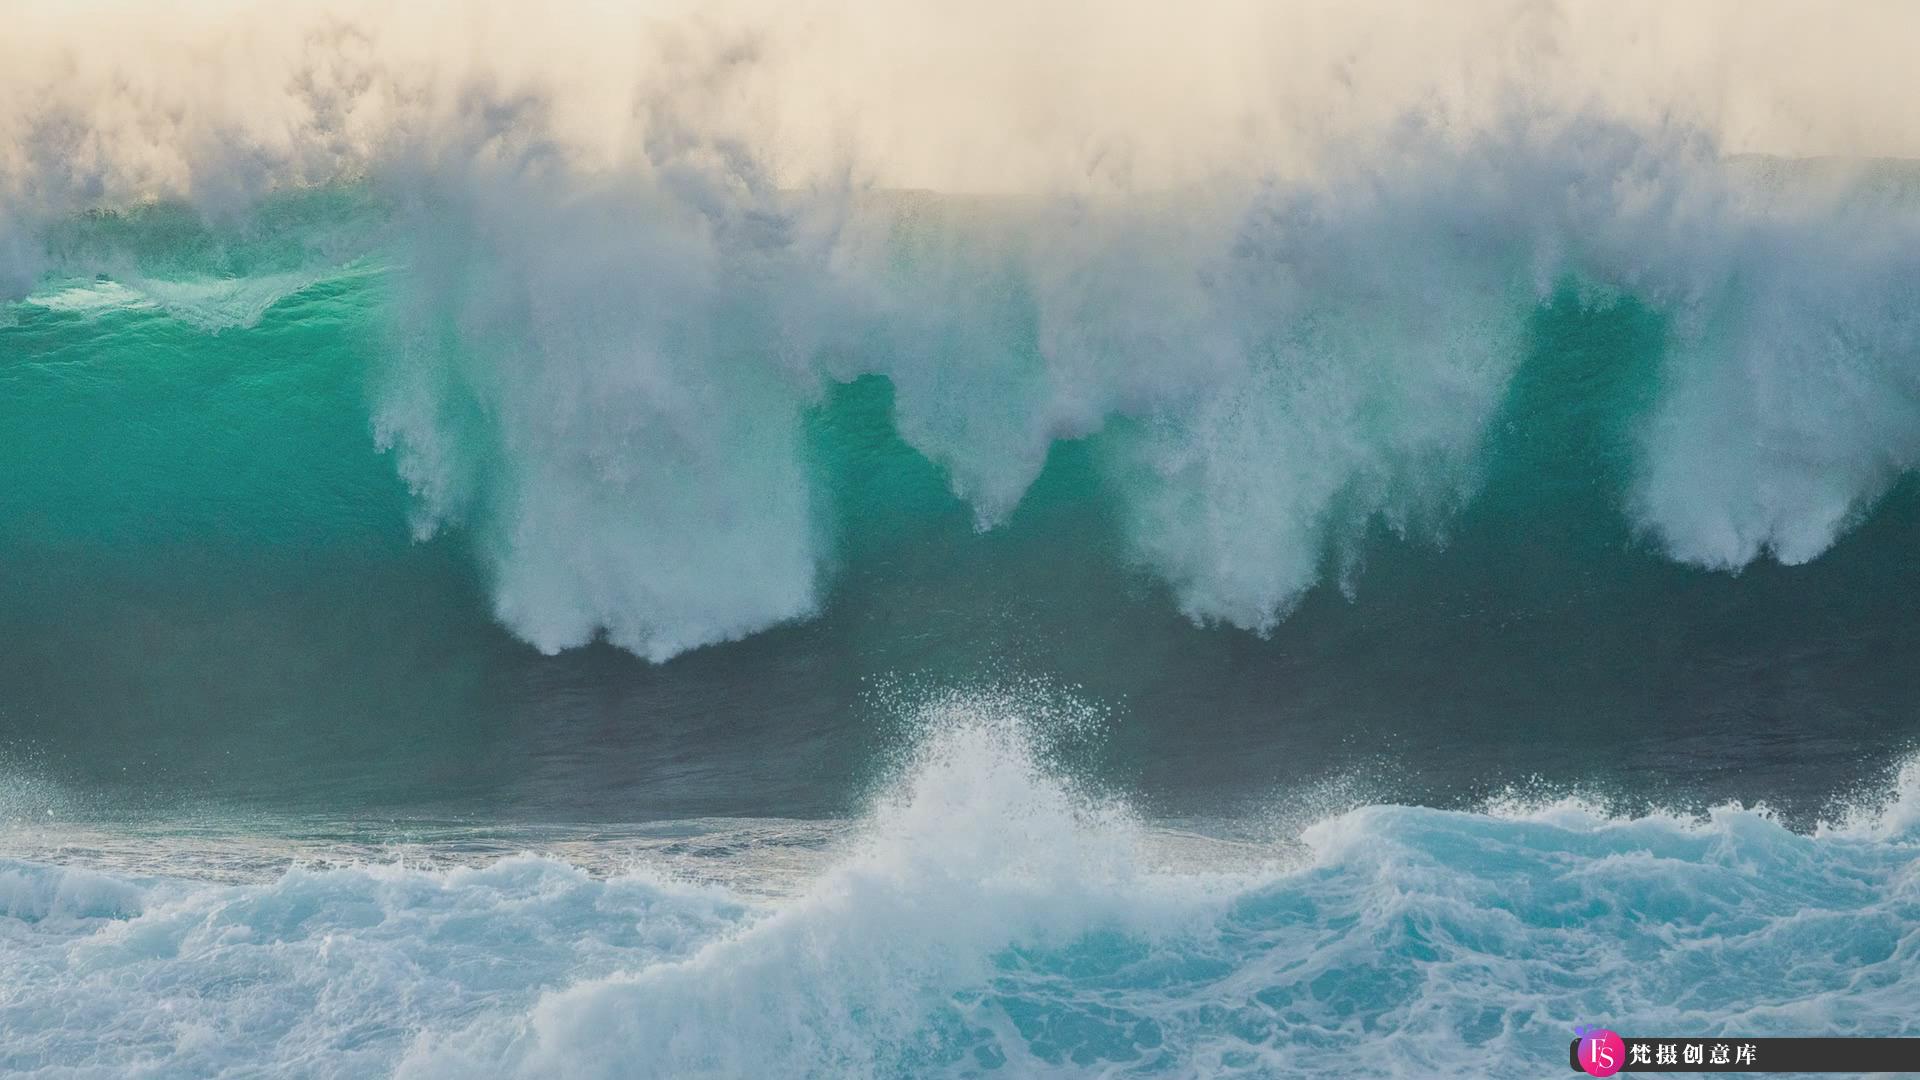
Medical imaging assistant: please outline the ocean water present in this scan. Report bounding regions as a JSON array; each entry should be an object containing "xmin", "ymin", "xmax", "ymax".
[
  {"xmin": 6, "ymin": 159, "xmax": 1920, "ymax": 824},
  {"xmin": 3, "ymin": 710, "xmax": 1919, "ymax": 1078},
  {"xmin": 7, "ymin": 28, "xmax": 1920, "ymax": 1074}
]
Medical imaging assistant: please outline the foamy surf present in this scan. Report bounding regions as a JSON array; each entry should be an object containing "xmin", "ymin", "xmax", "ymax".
[
  {"xmin": 3, "ymin": 698, "xmax": 1915, "ymax": 1079},
  {"xmin": 7, "ymin": 6, "xmax": 1920, "ymax": 1076}
]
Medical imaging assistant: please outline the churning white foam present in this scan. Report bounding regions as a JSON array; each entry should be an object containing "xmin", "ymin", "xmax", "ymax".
[
  {"xmin": 9, "ymin": 4, "xmax": 1920, "ymax": 658},
  {"xmin": 4, "ymin": 700, "xmax": 1918, "ymax": 1078},
  {"xmin": 366, "ymin": 117, "xmax": 1920, "ymax": 657}
]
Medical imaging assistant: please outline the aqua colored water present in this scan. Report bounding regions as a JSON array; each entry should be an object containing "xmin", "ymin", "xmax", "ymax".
[{"xmin": 5, "ymin": 133, "xmax": 1920, "ymax": 1076}]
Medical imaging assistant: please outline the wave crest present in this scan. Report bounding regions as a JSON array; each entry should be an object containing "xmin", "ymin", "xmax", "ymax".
[{"xmin": 9, "ymin": 21, "xmax": 1920, "ymax": 657}]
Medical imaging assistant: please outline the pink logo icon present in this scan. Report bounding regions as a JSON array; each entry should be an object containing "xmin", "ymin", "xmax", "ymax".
[{"xmin": 1576, "ymin": 1027, "xmax": 1626, "ymax": 1077}]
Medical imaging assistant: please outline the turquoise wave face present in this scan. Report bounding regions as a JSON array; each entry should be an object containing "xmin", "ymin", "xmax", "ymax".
[
  {"xmin": 6, "ymin": 170, "xmax": 1920, "ymax": 821},
  {"xmin": 4, "ymin": 714, "xmax": 1917, "ymax": 1079},
  {"xmin": 10, "ymin": 151, "xmax": 1920, "ymax": 651}
]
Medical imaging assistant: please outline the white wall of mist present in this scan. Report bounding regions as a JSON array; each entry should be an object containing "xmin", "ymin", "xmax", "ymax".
[{"xmin": 7, "ymin": 1, "xmax": 1920, "ymax": 658}]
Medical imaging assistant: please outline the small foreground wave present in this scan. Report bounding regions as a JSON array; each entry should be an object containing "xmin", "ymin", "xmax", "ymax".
[{"xmin": 2, "ymin": 699, "xmax": 1916, "ymax": 1078}]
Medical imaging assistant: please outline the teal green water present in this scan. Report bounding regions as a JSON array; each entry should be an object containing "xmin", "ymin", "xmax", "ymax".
[
  {"xmin": 4, "ymin": 190, "xmax": 1919, "ymax": 823},
  {"xmin": 4, "ymin": 157, "xmax": 1920, "ymax": 1080}
]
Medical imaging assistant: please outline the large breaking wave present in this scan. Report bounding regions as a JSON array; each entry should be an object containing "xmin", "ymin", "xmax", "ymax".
[
  {"xmin": 10, "ymin": 136, "xmax": 1920, "ymax": 659},
  {"xmin": 8, "ymin": 2, "xmax": 1920, "ymax": 661}
]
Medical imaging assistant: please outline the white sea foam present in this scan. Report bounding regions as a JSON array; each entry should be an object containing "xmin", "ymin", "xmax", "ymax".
[
  {"xmin": 8, "ymin": 4, "xmax": 1920, "ymax": 658},
  {"xmin": 2, "ymin": 699, "xmax": 1917, "ymax": 1078}
]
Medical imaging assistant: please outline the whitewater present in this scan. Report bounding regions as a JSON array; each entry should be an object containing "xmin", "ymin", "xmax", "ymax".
[
  {"xmin": 5, "ymin": 696, "xmax": 1919, "ymax": 1079},
  {"xmin": 12, "ymin": 146, "xmax": 1920, "ymax": 662},
  {"xmin": 8, "ymin": 1, "xmax": 1920, "ymax": 1076},
  {"xmin": 3, "ymin": 2, "xmax": 1920, "ymax": 666}
]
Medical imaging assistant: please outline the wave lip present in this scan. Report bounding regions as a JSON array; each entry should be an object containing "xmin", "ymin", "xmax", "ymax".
[
  {"xmin": 11, "ymin": 110, "xmax": 1920, "ymax": 660},
  {"xmin": 7, "ymin": 2, "xmax": 1920, "ymax": 660}
]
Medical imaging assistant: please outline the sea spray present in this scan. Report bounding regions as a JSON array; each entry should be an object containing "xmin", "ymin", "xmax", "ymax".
[
  {"xmin": 2, "ymin": 695, "xmax": 1917, "ymax": 1078},
  {"xmin": 12, "ymin": 134, "xmax": 1920, "ymax": 659}
]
